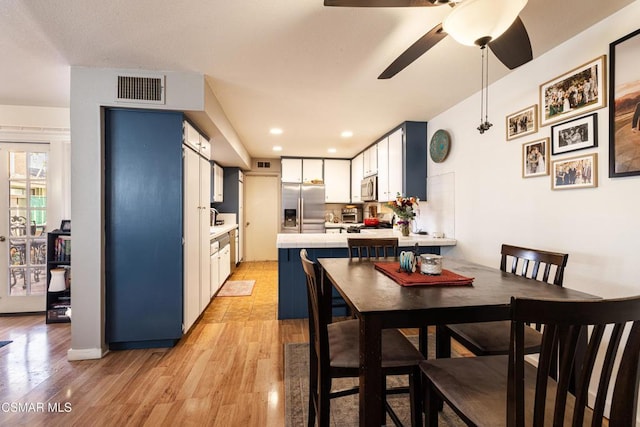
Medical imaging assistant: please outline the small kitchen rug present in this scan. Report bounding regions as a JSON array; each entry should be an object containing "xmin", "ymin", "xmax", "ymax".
[
  {"xmin": 217, "ymin": 280, "xmax": 255, "ymax": 297},
  {"xmin": 0, "ymin": 341, "xmax": 12, "ymax": 349}
]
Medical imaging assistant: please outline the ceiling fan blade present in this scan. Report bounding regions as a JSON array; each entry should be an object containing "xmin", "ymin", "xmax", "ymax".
[
  {"xmin": 378, "ymin": 23, "xmax": 447, "ymax": 79},
  {"xmin": 324, "ymin": 0, "xmax": 442, "ymax": 7},
  {"xmin": 488, "ymin": 16, "xmax": 532, "ymax": 70}
]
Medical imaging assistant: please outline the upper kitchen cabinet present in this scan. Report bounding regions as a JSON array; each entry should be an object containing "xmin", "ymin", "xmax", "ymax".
[
  {"xmin": 377, "ymin": 136, "xmax": 389, "ymax": 201},
  {"xmin": 377, "ymin": 128, "xmax": 403, "ymax": 202},
  {"xmin": 351, "ymin": 153, "xmax": 363, "ymax": 203},
  {"xmin": 388, "ymin": 121, "xmax": 427, "ymax": 200},
  {"xmin": 302, "ymin": 159, "xmax": 323, "ymax": 183},
  {"xmin": 281, "ymin": 158, "xmax": 302, "ymax": 182},
  {"xmin": 363, "ymin": 145, "xmax": 377, "ymax": 177},
  {"xmin": 212, "ymin": 162, "xmax": 224, "ymax": 202},
  {"xmin": 281, "ymin": 158, "xmax": 324, "ymax": 184},
  {"xmin": 355, "ymin": 121, "xmax": 427, "ymax": 202},
  {"xmin": 324, "ymin": 159, "xmax": 351, "ymax": 203}
]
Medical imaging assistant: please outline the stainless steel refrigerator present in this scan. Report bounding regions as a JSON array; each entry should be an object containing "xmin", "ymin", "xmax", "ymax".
[{"xmin": 281, "ymin": 183, "xmax": 326, "ymax": 233}]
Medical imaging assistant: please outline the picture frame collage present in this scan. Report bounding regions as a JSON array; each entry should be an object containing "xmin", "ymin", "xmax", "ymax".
[{"xmin": 510, "ymin": 54, "xmax": 610, "ymax": 190}]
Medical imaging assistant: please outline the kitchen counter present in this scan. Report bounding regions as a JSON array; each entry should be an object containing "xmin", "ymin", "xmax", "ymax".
[
  {"xmin": 277, "ymin": 230, "xmax": 456, "ymax": 319},
  {"xmin": 210, "ymin": 223, "xmax": 238, "ymax": 239},
  {"xmin": 277, "ymin": 229, "xmax": 456, "ymax": 248}
]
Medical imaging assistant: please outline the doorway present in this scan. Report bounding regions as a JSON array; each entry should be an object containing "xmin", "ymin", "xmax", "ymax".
[
  {"xmin": 0, "ymin": 143, "xmax": 48, "ymax": 313},
  {"xmin": 244, "ymin": 175, "xmax": 279, "ymax": 261}
]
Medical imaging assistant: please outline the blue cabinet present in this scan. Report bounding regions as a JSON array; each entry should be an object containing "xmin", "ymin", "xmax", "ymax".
[{"xmin": 105, "ymin": 109, "xmax": 184, "ymax": 349}]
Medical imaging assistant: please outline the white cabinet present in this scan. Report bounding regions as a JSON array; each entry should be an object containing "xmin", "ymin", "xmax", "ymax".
[
  {"xmin": 324, "ymin": 159, "xmax": 351, "ymax": 203},
  {"xmin": 387, "ymin": 128, "xmax": 403, "ymax": 200},
  {"xmin": 302, "ymin": 159, "xmax": 323, "ymax": 183},
  {"xmin": 377, "ymin": 128, "xmax": 403, "ymax": 202},
  {"xmin": 210, "ymin": 241, "xmax": 220, "ymax": 297},
  {"xmin": 212, "ymin": 163, "xmax": 224, "ymax": 202},
  {"xmin": 183, "ymin": 149, "xmax": 201, "ymax": 332},
  {"xmin": 377, "ymin": 137, "xmax": 390, "ymax": 201},
  {"xmin": 281, "ymin": 158, "xmax": 302, "ymax": 182},
  {"xmin": 363, "ymin": 145, "xmax": 377, "ymax": 177},
  {"xmin": 183, "ymin": 123, "xmax": 212, "ymax": 332},
  {"xmin": 351, "ymin": 153, "xmax": 363, "ymax": 203},
  {"xmin": 219, "ymin": 244, "xmax": 231, "ymax": 284}
]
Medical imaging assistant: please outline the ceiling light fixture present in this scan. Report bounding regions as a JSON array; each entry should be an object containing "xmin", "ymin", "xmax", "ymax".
[
  {"xmin": 442, "ymin": 0, "xmax": 527, "ymax": 48},
  {"xmin": 443, "ymin": 0, "xmax": 528, "ymax": 134},
  {"xmin": 270, "ymin": 128, "xmax": 283, "ymax": 135},
  {"xmin": 328, "ymin": 148, "xmax": 337, "ymax": 153},
  {"xmin": 341, "ymin": 131, "xmax": 353, "ymax": 138},
  {"xmin": 272, "ymin": 146, "xmax": 282, "ymax": 152}
]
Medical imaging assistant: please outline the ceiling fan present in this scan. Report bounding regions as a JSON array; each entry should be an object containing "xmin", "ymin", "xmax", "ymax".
[{"xmin": 324, "ymin": 0, "xmax": 533, "ymax": 80}]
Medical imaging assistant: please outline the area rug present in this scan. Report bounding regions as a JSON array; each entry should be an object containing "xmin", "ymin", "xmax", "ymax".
[
  {"xmin": 284, "ymin": 335, "xmax": 467, "ymax": 427},
  {"xmin": 217, "ymin": 280, "xmax": 255, "ymax": 297},
  {"xmin": 0, "ymin": 341, "xmax": 12, "ymax": 349}
]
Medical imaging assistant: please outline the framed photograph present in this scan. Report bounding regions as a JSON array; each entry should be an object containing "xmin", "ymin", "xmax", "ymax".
[
  {"xmin": 551, "ymin": 153, "xmax": 598, "ymax": 190},
  {"xmin": 506, "ymin": 105, "xmax": 538, "ymax": 141},
  {"xmin": 551, "ymin": 113, "xmax": 598, "ymax": 155},
  {"xmin": 522, "ymin": 138, "xmax": 550, "ymax": 178},
  {"xmin": 609, "ymin": 28, "xmax": 640, "ymax": 177},
  {"xmin": 539, "ymin": 55, "xmax": 606, "ymax": 127},
  {"xmin": 60, "ymin": 220, "xmax": 71, "ymax": 232}
]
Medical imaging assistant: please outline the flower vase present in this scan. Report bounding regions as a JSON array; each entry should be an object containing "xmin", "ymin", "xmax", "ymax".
[{"xmin": 400, "ymin": 222, "xmax": 410, "ymax": 237}]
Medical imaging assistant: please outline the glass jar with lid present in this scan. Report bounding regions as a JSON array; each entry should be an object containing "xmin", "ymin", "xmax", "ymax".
[{"xmin": 420, "ymin": 254, "xmax": 442, "ymax": 275}]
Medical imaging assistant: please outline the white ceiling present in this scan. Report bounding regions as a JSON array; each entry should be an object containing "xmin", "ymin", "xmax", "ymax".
[{"xmin": 0, "ymin": 0, "xmax": 633, "ymax": 163}]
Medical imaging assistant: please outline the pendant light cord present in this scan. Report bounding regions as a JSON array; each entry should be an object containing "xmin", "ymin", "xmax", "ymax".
[{"xmin": 477, "ymin": 45, "xmax": 493, "ymax": 134}]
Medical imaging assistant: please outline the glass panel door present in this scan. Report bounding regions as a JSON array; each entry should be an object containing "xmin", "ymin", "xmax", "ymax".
[{"xmin": 0, "ymin": 143, "xmax": 48, "ymax": 313}]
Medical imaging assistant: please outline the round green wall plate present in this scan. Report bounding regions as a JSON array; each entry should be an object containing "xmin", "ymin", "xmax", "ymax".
[{"xmin": 429, "ymin": 129, "xmax": 451, "ymax": 163}]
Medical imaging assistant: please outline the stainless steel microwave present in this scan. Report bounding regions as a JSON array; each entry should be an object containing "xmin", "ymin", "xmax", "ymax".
[{"xmin": 361, "ymin": 176, "xmax": 377, "ymax": 201}]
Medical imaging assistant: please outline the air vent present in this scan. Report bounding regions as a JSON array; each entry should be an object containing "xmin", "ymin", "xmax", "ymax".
[
  {"xmin": 257, "ymin": 161, "xmax": 271, "ymax": 169},
  {"xmin": 116, "ymin": 75, "xmax": 165, "ymax": 104}
]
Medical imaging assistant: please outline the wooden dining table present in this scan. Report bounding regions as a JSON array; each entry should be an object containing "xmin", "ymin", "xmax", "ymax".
[{"xmin": 317, "ymin": 256, "xmax": 600, "ymax": 427}]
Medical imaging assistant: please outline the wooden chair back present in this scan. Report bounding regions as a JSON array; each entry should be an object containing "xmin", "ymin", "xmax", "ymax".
[
  {"xmin": 508, "ymin": 296, "xmax": 640, "ymax": 427},
  {"xmin": 300, "ymin": 249, "xmax": 330, "ymax": 373},
  {"xmin": 347, "ymin": 237, "xmax": 399, "ymax": 260},
  {"xmin": 500, "ymin": 244, "xmax": 569, "ymax": 286}
]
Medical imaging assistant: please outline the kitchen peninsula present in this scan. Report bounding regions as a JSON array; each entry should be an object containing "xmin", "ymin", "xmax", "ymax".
[{"xmin": 277, "ymin": 231, "xmax": 456, "ymax": 319}]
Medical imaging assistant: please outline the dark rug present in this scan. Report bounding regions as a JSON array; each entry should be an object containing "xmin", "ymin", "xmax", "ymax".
[
  {"xmin": 0, "ymin": 341, "xmax": 12, "ymax": 349},
  {"xmin": 284, "ymin": 335, "xmax": 467, "ymax": 427}
]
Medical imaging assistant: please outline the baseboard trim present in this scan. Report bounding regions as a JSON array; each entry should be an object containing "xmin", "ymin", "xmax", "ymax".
[{"xmin": 67, "ymin": 347, "xmax": 108, "ymax": 361}]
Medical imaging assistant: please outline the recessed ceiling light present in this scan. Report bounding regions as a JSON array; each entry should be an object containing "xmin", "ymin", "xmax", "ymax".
[
  {"xmin": 270, "ymin": 128, "xmax": 283, "ymax": 135},
  {"xmin": 272, "ymin": 146, "xmax": 283, "ymax": 152},
  {"xmin": 328, "ymin": 148, "xmax": 337, "ymax": 153},
  {"xmin": 341, "ymin": 131, "xmax": 353, "ymax": 138}
]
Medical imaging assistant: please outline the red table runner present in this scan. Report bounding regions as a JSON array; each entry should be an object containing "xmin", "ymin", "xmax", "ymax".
[{"xmin": 374, "ymin": 262, "xmax": 474, "ymax": 287}]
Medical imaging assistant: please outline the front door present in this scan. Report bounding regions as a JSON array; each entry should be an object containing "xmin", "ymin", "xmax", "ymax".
[{"xmin": 0, "ymin": 143, "xmax": 48, "ymax": 313}]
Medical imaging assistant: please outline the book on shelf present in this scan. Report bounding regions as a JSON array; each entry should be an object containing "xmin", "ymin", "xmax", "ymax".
[{"xmin": 54, "ymin": 236, "xmax": 71, "ymax": 262}]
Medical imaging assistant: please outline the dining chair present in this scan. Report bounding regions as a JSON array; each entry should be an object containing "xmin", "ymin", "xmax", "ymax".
[
  {"xmin": 329, "ymin": 237, "xmax": 401, "ymax": 316},
  {"xmin": 420, "ymin": 295, "xmax": 640, "ymax": 426},
  {"xmin": 300, "ymin": 249, "xmax": 423, "ymax": 427},
  {"xmin": 436, "ymin": 244, "xmax": 569, "ymax": 358},
  {"xmin": 347, "ymin": 237, "xmax": 399, "ymax": 260}
]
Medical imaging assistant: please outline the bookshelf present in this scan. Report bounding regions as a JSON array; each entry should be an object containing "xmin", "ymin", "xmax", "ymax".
[{"xmin": 46, "ymin": 230, "xmax": 71, "ymax": 324}]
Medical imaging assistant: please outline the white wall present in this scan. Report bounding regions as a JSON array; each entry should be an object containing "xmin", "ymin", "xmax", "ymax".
[
  {"xmin": 422, "ymin": 1, "xmax": 640, "ymax": 300},
  {"xmin": 421, "ymin": 5, "xmax": 640, "ymax": 419}
]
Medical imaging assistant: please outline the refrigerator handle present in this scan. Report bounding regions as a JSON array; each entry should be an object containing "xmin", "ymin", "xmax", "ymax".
[{"xmin": 298, "ymin": 197, "xmax": 302, "ymax": 233}]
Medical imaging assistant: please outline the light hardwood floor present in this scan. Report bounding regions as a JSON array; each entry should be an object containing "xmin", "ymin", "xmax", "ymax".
[
  {"xmin": 0, "ymin": 261, "xmax": 308, "ymax": 426},
  {"xmin": 0, "ymin": 261, "xmax": 470, "ymax": 426}
]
